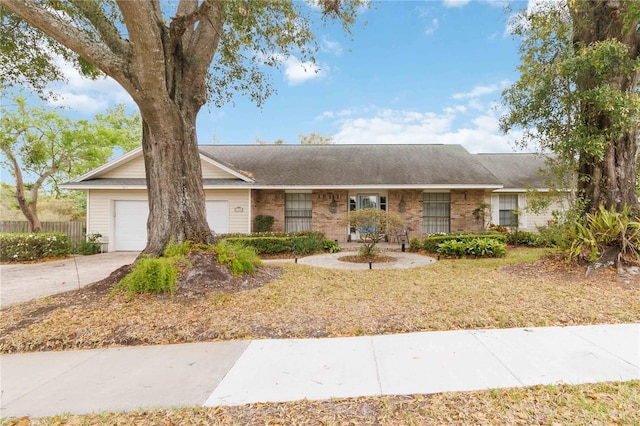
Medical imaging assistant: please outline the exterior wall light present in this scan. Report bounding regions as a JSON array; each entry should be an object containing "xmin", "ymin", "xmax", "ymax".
[
  {"xmin": 329, "ymin": 197, "xmax": 337, "ymax": 213},
  {"xmin": 398, "ymin": 197, "xmax": 406, "ymax": 212}
]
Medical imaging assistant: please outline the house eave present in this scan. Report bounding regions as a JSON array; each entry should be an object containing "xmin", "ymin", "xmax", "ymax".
[
  {"xmin": 61, "ymin": 183, "xmax": 505, "ymax": 191},
  {"xmin": 247, "ymin": 184, "xmax": 504, "ymax": 190}
]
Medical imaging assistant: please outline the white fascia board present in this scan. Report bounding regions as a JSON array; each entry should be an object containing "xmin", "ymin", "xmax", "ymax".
[
  {"xmin": 493, "ymin": 187, "xmax": 551, "ymax": 193},
  {"xmin": 60, "ymin": 184, "xmax": 148, "ymax": 190},
  {"xmin": 199, "ymin": 153, "xmax": 254, "ymax": 182},
  {"xmin": 61, "ymin": 183, "xmax": 507, "ymax": 191},
  {"xmin": 67, "ymin": 147, "xmax": 143, "ymax": 183}
]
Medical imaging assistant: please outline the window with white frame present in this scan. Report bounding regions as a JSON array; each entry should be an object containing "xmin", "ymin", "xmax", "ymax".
[
  {"xmin": 423, "ymin": 193, "xmax": 450, "ymax": 234},
  {"xmin": 499, "ymin": 194, "xmax": 519, "ymax": 227},
  {"xmin": 285, "ymin": 193, "xmax": 312, "ymax": 232}
]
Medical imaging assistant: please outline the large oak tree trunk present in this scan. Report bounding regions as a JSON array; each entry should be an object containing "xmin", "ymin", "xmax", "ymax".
[
  {"xmin": 572, "ymin": 0, "xmax": 640, "ymax": 214},
  {"xmin": 139, "ymin": 102, "xmax": 213, "ymax": 256}
]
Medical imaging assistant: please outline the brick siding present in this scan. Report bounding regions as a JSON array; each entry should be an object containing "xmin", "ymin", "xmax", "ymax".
[
  {"xmin": 251, "ymin": 189, "xmax": 285, "ymax": 232},
  {"xmin": 450, "ymin": 189, "xmax": 487, "ymax": 233},
  {"xmin": 311, "ymin": 190, "xmax": 349, "ymax": 241},
  {"xmin": 251, "ymin": 188, "xmax": 488, "ymax": 238}
]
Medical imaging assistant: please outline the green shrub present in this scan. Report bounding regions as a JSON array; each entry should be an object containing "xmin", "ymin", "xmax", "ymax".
[
  {"xmin": 254, "ymin": 215, "xmax": 274, "ymax": 233},
  {"xmin": 422, "ymin": 233, "xmax": 506, "ymax": 253},
  {"xmin": 163, "ymin": 240, "xmax": 192, "ymax": 258},
  {"xmin": 116, "ymin": 257, "xmax": 177, "ymax": 296},
  {"xmin": 214, "ymin": 241, "xmax": 262, "ymax": 275},
  {"xmin": 438, "ymin": 238, "xmax": 506, "ymax": 258},
  {"xmin": 466, "ymin": 238, "xmax": 507, "ymax": 257},
  {"xmin": 506, "ymin": 230, "xmax": 537, "ymax": 246},
  {"xmin": 215, "ymin": 231, "xmax": 325, "ymax": 242},
  {"xmin": 291, "ymin": 235, "xmax": 324, "ymax": 255},
  {"xmin": 322, "ymin": 239, "xmax": 341, "ymax": 253},
  {"xmin": 225, "ymin": 234, "xmax": 325, "ymax": 255},
  {"xmin": 535, "ymin": 225, "xmax": 566, "ymax": 248},
  {"xmin": 409, "ymin": 237, "xmax": 422, "ymax": 252},
  {"xmin": 437, "ymin": 240, "xmax": 467, "ymax": 258},
  {"xmin": 226, "ymin": 237, "xmax": 291, "ymax": 254},
  {"xmin": 78, "ymin": 233, "xmax": 102, "ymax": 255},
  {"xmin": 567, "ymin": 205, "xmax": 640, "ymax": 264},
  {"xmin": 0, "ymin": 232, "xmax": 72, "ymax": 262}
]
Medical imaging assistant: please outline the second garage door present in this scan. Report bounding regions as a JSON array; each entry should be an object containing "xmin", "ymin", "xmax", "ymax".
[{"xmin": 206, "ymin": 200, "xmax": 229, "ymax": 233}]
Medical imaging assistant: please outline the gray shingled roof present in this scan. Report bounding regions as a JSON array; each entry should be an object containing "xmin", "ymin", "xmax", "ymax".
[
  {"xmin": 199, "ymin": 144, "xmax": 502, "ymax": 187},
  {"xmin": 475, "ymin": 153, "xmax": 552, "ymax": 189}
]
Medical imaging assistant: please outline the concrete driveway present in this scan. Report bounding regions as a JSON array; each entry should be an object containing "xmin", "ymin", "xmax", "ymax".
[{"xmin": 0, "ymin": 252, "xmax": 139, "ymax": 309}]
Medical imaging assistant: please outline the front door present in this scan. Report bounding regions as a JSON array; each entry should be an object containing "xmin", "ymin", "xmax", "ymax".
[{"xmin": 349, "ymin": 194, "xmax": 385, "ymax": 241}]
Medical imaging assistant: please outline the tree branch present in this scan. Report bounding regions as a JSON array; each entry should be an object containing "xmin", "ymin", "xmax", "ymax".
[
  {"xmin": 0, "ymin": 0, "xmax": 128, "ymax": 83},
  {"xmin": 116, "ymin": 0, "xmax": 167, "ymax": 96},
  {"xmin": 181, "ymin": 0, "xmax": 224, "ymax": 108},
  {"xmin": 172, "ymin": 0, "xmax": 199, "ymax": 42},
  {"xmin": 68, "ymin": 0, "xmax": 129, "ymax": 56}
]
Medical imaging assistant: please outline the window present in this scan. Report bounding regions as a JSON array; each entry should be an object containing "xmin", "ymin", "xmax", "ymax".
[
  {"xmin": 423, "ymin": 193, "xmax": 450, "ymax": 234},
  {"xmin": 285, "ymin": 193, "xmax": 312, "ymax": 232},
  {"xmin": 499, "ymin": 194, "xmax": 519, "ymax": 227}
]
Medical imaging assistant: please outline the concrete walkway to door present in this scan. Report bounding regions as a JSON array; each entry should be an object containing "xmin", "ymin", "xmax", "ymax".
[{"xmin": 0, "ymin": 252, "xmax": 139, "ymax": 309}]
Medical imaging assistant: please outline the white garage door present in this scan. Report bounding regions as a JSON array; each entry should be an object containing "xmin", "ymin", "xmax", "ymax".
[
  {"xmin": 206, "ymin": 201, "xmax": 229, "ymax": 233},
  {"xmin": 114, "ymin": 200, "xmax": 148, "ymax": 251},
  {"xmin": 114, "ymin": 200, "xmax": 228, "ymax": 250}
]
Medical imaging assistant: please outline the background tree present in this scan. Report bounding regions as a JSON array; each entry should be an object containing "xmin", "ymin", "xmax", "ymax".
[
  {"xmin": 500, "ymin": 0, "xmax": 640, "ymax": 215},
  {"xmin": 299, "ymin": 131, "xmax": 333, "ymax": 145},
  {"xmin": 0, "ymin": 0, "xmax": 363, "ymax": 256},
  {"xmin": 0, "ymin": 97, "xmax": 140, "ymax": 231}
]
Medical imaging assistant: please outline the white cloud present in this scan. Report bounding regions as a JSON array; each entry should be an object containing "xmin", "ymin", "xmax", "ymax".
[
  {"xmin": 443, "ymin": 0, "xmax": 470, "ymax": 8},
  {"xmin": 321, "ymin": 37, "xmax": 343, "ymax": 56},
  {"xmin": 46, "ymin": 57, "xmax": 135, "ymax": 114},
  {"xmin": 330, "ymin": 105, "xmax": 523, "ymax": 153},
  {"xmin": 424, "ymin": 18, "xmax": 439, "ymax": 36},
  {"xmin": 316, "ymin": 108, "xmax": 357, "ymax": 120},
  {"xmin": 274, "ymin": 54, "xmax": 324, "ymax": 85},
  {"xmin": 452, "ymin": 80, "xmax": 510, "ymax": 100},
  {"xmin": 452, "ymin": 84, "xmax": 499, "ymax": 100}
]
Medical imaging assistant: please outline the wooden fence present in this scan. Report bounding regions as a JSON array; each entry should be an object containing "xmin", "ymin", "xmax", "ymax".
[{"xmin": 0, "ymin": 221, "xmax": 86, "ymax": 251}]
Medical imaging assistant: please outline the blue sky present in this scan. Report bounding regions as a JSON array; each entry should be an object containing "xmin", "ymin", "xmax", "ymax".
[{"xmin": 42, "ymin": 0, "xmax": 532, "ymax": 153}]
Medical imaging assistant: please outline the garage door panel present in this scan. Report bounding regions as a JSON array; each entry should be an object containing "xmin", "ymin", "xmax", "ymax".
[
  {"xmin": 114, "ymin": 200, "xmax": 148, "ymax": 251},
  {"xmin": 206, "ymin": 201, "xmax": 229, "ymax": 233}
]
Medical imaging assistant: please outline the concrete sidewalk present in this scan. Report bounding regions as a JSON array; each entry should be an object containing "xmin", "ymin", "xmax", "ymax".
[{"xmin": 1, "ymin": 324, "xmax": 638, "ymax": 419}]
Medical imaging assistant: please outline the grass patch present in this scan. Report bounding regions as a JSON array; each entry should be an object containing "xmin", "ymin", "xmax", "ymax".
[
  {"xmin": 113, "ymin": 257, "xmax": 178, "ymax": 296},
  {"xmin": 16, "ymin": 381, "xmax": 640, "ymax": 425},
  {"xmin": 1, "ymin": 248, "xmax": 638, "ymax": 353}
]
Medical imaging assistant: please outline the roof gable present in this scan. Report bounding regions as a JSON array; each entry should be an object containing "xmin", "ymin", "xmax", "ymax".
[{"xmin": 67, "ymin": 147, "xmax": 252, "ymax": 183}]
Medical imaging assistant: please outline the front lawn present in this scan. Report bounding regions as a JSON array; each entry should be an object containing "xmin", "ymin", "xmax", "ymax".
[{"xmin": 1, "ymin": 248, "xmax": 638, "ymax": 353}]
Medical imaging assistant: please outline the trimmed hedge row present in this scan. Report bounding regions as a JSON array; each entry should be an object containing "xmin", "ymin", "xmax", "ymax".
[
  {"xmin": 215, "ymin": 231, "xmax": 325, "ymax": 241},
  {"xmin": 225, "ymin": 235, "xmax": 325, "ymax": 255},
  {"xmin": 421, "ymin": 233, "xmax": 507, "ymax": 252},
  {"xmin": 0, "ymin": 232, "xmax": 72, "ymax": 262}
]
